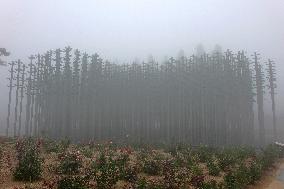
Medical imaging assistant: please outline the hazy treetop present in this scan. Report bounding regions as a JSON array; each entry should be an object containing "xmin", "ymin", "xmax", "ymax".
[{"xmin": 0, "ymin": 0, "xmax": 284, "ymax": 113}]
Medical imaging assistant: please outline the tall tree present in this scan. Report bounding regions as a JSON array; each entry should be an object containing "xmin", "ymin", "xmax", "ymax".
[
  {"xmin": 266, "ymin": 59, "xmax": 277, "ymax": 141},
  {"xmin": 253, "ymin": 52, "xmax": 265, "ymax": 145},
  {"xmin": 6, "ymin": 61, "xmax": 15, "ymax": 136}
]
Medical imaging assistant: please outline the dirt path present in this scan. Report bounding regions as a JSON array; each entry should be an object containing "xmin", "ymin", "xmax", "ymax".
[{"xmin": 249, "ymin": 158, "xmax": 284, "ymax": 189}]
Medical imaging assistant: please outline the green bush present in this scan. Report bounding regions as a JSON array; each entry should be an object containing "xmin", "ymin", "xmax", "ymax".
[
  {"xmin": 224, "ymin": 172, "xmax": 239, "ymax": 189},
  {"xmin": 216, "ymin": 149, "xmax": 237, "ymax": 171},
  {"xmin": 43, "ymin": 138, "xmax": 70, "ymax": 154},
  {"xmin": 121, "ymin": 165, "xmax": 138, "ymax": 183},
  {"xmin": 134, "ymin": 177, "xmax": 165, "ymax": 189},
  {"xmin": 248, "ymin": 160, "xmax": 262, "ymax": 184},
  {"xmin": 57, "ymin": 176, "xmax": 88, "ymax": 189},
  {"xmin": 91, "ymin": 152, "xmax": 120, "ymax": 189},
  {"xmin": 196, "ymin": 145, "xmax": 213, "ymax": 163},
  {"xmin": 58, "ymin": 151, "xmax": 82, "ymax": 175},
  {"xmin": 162, "ymin": 159, "xmax": 190, "ymax": 189},
  {"xmin": 200, "ymin": 180, "xmax": 221, "ymax": 189},
  {"xmin": 80, "ymin": 147, "xmax": 93, "ymax": 158},
  {"xmin": 224, "ymin": 164, "xmax": 251, "ymax": 189},
  {"xmin": 260, "ymin": 144, "xmax": 281, "ymax": 169},
  {"xmin": 207, "ymin": 159, "xmax": 221, "ymax": 176},
  {"xmin": 143, "ymin": 158, "xmax": 161, "ymax": 175},
  {"xmin": 43, "ymin": 139, "xmax": 61, "ymax": 153},
  {"xmin": 233, "ymin": 163, "xmax": 250, "ymax": 187},
  {"xmin": 60, "ymin": 138, "xmax": 71, "ymax": 151},
  {"xmin": 135, "ymin": 177, "xmax": 148, "ymax": 189},
  {"xmin": 13, "ymin": 139, "xmax": 43, "ymax": 182},
  {"xmin": 190, "ymin": 163, "xmax": 203, "ymax": 177}
]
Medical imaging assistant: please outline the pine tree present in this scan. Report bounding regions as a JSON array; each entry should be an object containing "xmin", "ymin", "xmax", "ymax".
[{"xmin": 266, "ymin": 59, "xmax": 277, "ymax": 141}]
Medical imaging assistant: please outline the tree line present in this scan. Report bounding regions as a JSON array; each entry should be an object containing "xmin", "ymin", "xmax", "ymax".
[{"xmin": 5, "ymin": 47, "xmax": 277, "ymax": 146}]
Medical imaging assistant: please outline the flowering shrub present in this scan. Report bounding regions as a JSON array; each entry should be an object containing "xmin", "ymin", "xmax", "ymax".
[
  {"xmin": 221, "ymin": 145, "xmax": 284, "ymax": 189},
  {"xmin": 206, "ymin": 159, "xmax": 221, "ymax": 176},
  {"xmin": 190, "ymin": 175, "xmax": 205, "ymax": 188},
  {"xmin": 141, "ymin": 150, "xmax": 165, "ymax": 176},
  {"xmin": 80, "ymin": 146, "xmax": 93, "ymax": 158},
  {"xmin": 134, "ymin": 177, "xmax": 165, "ymax": 189},
  {"xmin": 190, "ymin": 163, "xmax": 203, "ymax": 176},
  {"xmin": 43, "ymin": 140, "xmax": 62, "ymax": 154},
  {"xmin": 91, "ymin": 151, "xmax": 120, "ymax": 189},
  {"xmin": 4, "ymin": 139, "xmax": 284, "ymax": 189},
  {"xmin": 233, "ymin": 163, "xmax": 251, "ymax": 188},
  {"xmin": 121, "ymin": 165, "xmax": 138, "ymax": 183},
  {"xmin": 134, "ymin": 177, "xmax": 148, "ymax": 189},
  {"xmin": 116, "ymin": 149, "xmax": 130, "ymax": 169},
  {"xmin": 58, "ymin": 150, "xmax": 83, "ymax": 175},
  {"xmin": 162, "ymin": 159, "xmax": 190, "ymax": 189},
  {"xmin": 143, "ymin": 158, "xmax": 161, "ymax": 175},
  {"xmin": 173, "ymin": 152, "xmax": 187, "ymax": 167},
  {"xmin": 196, "ymin": 145, "xmax": 214, "ymax": 163},
  {"xmin": 224, "ymin": 171, "xmax": 238, "ymax": 189},
  {"xmin": 248, "ymin": 160, "xmax": 262, "ymax": 184},
  {"xmin": 57, "ymin": 176, "xmax": 88, "ymax": 189},
  {"xmin": 216, "ymin": 149, "xmax": 237, "ymax": 171},
  {"xmin": 259, "ymin": 144, "xmax": 282, "ymax": 169},
  {"xmin": 13, "ymin": 138, "xmax": 43, "ymax": 181}
]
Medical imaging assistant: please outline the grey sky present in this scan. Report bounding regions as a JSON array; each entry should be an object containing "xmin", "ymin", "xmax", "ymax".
[{"xmin": 0, "ymin": 0, "xmax": 284, "ymax": 128}]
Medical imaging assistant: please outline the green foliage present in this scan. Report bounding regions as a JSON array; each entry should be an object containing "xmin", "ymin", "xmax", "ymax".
[
  {"xmin": 162, "ymin": 159, "xmax": 190, "ymax": 189},
  {"xmin": 114, "ymin": 149, "xmax": 135, "ymax": 181},
  {"xmin": 248, "ymin": 160, "xmax": 262, "ymax": 183},
  {"xmin": 224, "ymin": 159, "xmax": 262, "ymax": 187},
  {"xmin": 58, "ymin": 151, "xmax": 82, "ymax": 175},
  {"xmin": 233, "ymin": 163, "xmax": 251, "ymax": 188},
  {"xmin": 143, "ymin": 158, "xmax": 161, "ymax": 175},
  {"xmin": 207, "ymin": 159, "xmax": 221, "ymax": 176},
  {"xmin": 174, "ymin": 152, "xmax": 187, "ymax": 167},
  {"xmin": 145, "ymin": 179, "xmax": 165, "ymax": 189},
  {"xmin": 57, "ymin": 176, "xmax": 89, "ymax": 189},
  {"xmin": 90, "ymin": 152, "xmax": 120, "ymax": 189},
  {"xmin": 135, "ymin": 177, "xmax": 148, "ymax": 189},
  {"xmin": 80, "ymin": 147, "xmax": 93, "ymax": 158},
  {"xmin": 43, "ymin": 140, "xmax": 62, "ymax": 153},
  {"xmin": 259, "ymin": 144, "xmax": 281, "ymax": 169},
  {"xmin": 140, "ymin": 150, "xmax": 165, "ymax": 176},
  {"xmin": 59, "ymin": 138, "xmax": 71, "ymax": 151},
  {"xmin": 220, "ymin": 145, "xmax": 284, "ymax": 189},
  {"xmin": 224, "ymin": 172, "xmax": 239, "ymax": 189},
  {"xmin": 8, "ymin": 140, "xmax": 284, "ymax": 189},
  {"xmin": 13, "ymin": 139, "xmax": 43, "ymax": 182},
  {"xmin": 190, "ymin": 163, "xmax": 203, "ymax": 177},
  {"xmin": 196, "ymin": 145, "xmax": 213, "ymax": 163},
  {"xmin": 200, "ymin": 180, "xmax": 221, "ymax": 189},
  {"xmin": 224, "ymin": 163, "xmax": 255, "ymax": 189},
  {"xmin": 43, "ymin": 139, "xmax": 70, "ymax": 154},
  {"xmin": 216, "ymin": 149, "xmax": 237, "ymax": 171},
  {"xmin": 134, "ymin": 177, "xmax": 165, "ymax": 189},
  {"xmin": 121, "ymin": 165, "xmax": 138, "ymax": 183}
]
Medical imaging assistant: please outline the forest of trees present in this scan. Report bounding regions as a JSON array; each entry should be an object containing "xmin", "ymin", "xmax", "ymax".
[{"xmin": 5, "ymin": 47, "xmax": 277, "ymax": 146}]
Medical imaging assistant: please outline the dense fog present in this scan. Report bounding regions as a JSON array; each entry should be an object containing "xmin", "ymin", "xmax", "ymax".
[{"xmin": 0, "ymin": 0, "xmax": 284, "ymax": 143}]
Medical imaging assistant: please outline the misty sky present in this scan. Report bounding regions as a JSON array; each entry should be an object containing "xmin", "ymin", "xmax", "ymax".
[{"xmin": 0, "ymin": 0, "xmax": 284, "ymax": 128}]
